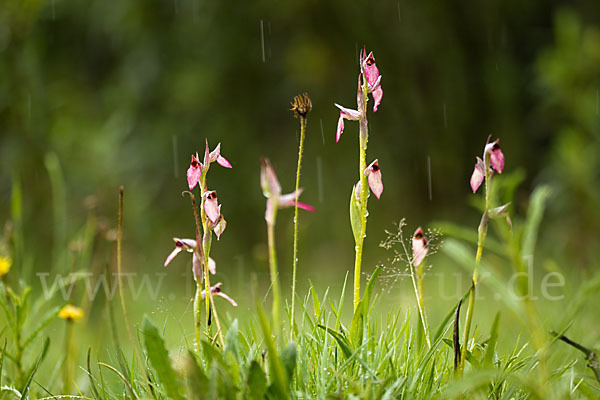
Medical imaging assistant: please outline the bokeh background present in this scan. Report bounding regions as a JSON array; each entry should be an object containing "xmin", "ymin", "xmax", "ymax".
[{"xmin": 1, "ymin": 0, "xmax": 600, "ymax": 339}]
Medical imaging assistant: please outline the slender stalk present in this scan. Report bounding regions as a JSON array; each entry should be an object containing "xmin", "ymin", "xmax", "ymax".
[
  {"xmin": 63, "ymin": 320, "xmax": 73, "ymax": 393},
  {"xmin": 193, "ymin": 281, "xmax": 202, "ymax": 351},
  {"xmin": 267, "ymin": 211, "xmax": 281, "ymax": 338},
  {"xmin": 412, "ymin": 261, "xmax": 431, "ymax": 349},
  {"xmin": 353, "ymin": 84, "xmax": 369, "ymax": 311},
  {"xmin": 290, "ymin": 114, "xmax": 307, "ymax": 339},
  {"xmin": 116, "ymin": 187, "xmax": 138, "ymax": 358},
  {"xmin": 200, "ymin": 195, "xmax": 212, "ymax": 334},
  {"xmin": 208, "ymin": 291, "xmax": 226, "ymax": 348},
  {"xmin": 460, "ymin": 158, "xmax": 490, "ymax": 371}
]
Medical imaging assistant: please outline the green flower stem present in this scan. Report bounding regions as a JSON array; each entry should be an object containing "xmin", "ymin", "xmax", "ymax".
[
  {"xmin": 413, "ymin": 261, "xmax": 432, "ymax": 349},
  {"xmin": 291, "ymin": 115, "xmax": 307, "ymax": 339},
  {"xmin": 200, "ymin": 194, "xmax": 212, "ymax": 336},
  {"xmin": 193, "ymin": 280, "xmax": 202, "ymax": 351},
  {"xmin": 353, "ymin": 84, "xmax": 369, "ymax": 311},
  {"xmin": 267, "ymin": 206, "xmax": 281, "ymax": 338},
  {"xmin": 460, "ymin": 156, "xmax": 491, "ymax": 372},
  {"xmin": 188, "ymin": 192, "xmax": 206, "ymax": 351}
]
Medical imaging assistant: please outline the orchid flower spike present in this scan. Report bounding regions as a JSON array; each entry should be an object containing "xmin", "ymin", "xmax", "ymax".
[
  {"xmin": 164, "ymin": 238, "xmax": 216, "ymax": 281},
  {"xmin": 260, "ymin": 158, "xmax": 315, "ymax": 225},
  {"xmin": 186, "ymin": 141, "xmax": 232, "ymax": 190},
  {"xmin": 201, "ymin": 282, "xmax": 238, "ymax": 307},
  {"xmin": 334, "ymin": 48, "xmax": 383, "ymax": 142},
  {"xmin": 470, "ymin": 138, "xmax": 505, "ymax": 193},
  {"xmin": 412, "ymin": 227, "xmax": 429, "ymax": 267}
]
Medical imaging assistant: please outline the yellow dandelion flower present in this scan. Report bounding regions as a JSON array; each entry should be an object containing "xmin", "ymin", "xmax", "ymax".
[
  {"xmin": 0, "ymin": 257, "xmax": 11, "ymax": 277},
  {"xmin": 59, "ymin": 305, "xmax": 84, "ymax": 321}
]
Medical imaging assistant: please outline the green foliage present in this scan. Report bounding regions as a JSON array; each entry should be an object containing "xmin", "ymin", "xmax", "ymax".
[
  {"xmin": 142, "ymin": 318, "xmax": 184, "ymax": 400},
  {"xmin": 349, "ymin": 185, "xmax": 362, "ymax": 245}
]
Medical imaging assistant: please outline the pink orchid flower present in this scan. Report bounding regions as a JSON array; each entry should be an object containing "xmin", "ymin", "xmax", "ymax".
[
  {"xmin": 334, "ymin": 48, "xmax": 383, "ymax": 142},
  {"xmin": 187, "ymin": 153, "xmax": 203, "ymax": 191},
  {"xmin": 164, "ymin": 238, "xmax": 216, "ymax": 281},
  {"xmin": 260, "ymin": 158, "xmax": 315, "ymax": 225},
  {"xmin": 202, "ymin": 190, "xmax": 228, "ymax": 240},
  {"xmin": 335, "ymin": 104, "xmax": 362, "ymax": 143},
  {"xmin": 360, "ymin": 49, "xmax": 383, "ymax": 112},
  {"xmin": 470, "ymin": 139, "xmax": 505, "ymax": 193},
  {"xmin": 201, "ymin": 282, "xmax": 237, "ymax": 307},
  {"xmin": 365, "ymin": 159, "xmax": 383, "ymax": 199},
  {"xmin": 412, "ymin": 227, "xmax": 429, "ymax": 267},
  {"xmin": 353, "ymin": 159, "xmax": 384, "ymax": 201},
  {"xmin": 203, "ymin": 190, "xmax": 220, "ymax": 223},
  {"xmin": 186, "ymin": 141, "xmax": 232, "ymax": 190}
]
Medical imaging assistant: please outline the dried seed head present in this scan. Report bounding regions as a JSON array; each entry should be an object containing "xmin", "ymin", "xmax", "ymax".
[{"xmin": 290, "ymin": 93, "xmax": 312, "ymax": 118}]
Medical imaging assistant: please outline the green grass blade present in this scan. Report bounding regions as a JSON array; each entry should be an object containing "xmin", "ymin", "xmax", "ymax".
[
  {"xmin": 522, "ymin": 185, "xmax": 551, "ymax": 258},
  {"xmin": 19, "ymin": 337, "xmax": 50, "ymax": 399},
  {"xmin": 483, "ymin": 312, "xmax": 501, "ymax": 367}
]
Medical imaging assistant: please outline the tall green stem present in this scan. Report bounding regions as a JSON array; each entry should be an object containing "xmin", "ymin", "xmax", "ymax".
[
  {"xmin": 193, "ymin": 281, "xmax": 202, "ymax": 350},
  {"xmin": 200, "ymin": 193, "xmax": 212, "ymax": 336},
  {"xmin": 290, "ymin": 115, "xmax": 306, "ymax": 339},
  {"xmin": 267, "ymin": 211, "xmax": 281, "ymax": 338},
  {"xmin": 353, "ymin": 85, "xmax": 369, "ymax": 311},
  {"xmin": 460, "ymin": 157, "xmax": 490, "ymax": 371}
]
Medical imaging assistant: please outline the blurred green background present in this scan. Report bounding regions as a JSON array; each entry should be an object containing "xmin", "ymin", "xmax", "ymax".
[{"xmin": 1, "ymin": 0, "xmax": 600, "ymax": 326}]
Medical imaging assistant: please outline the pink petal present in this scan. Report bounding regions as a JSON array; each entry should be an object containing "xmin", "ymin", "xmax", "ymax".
[
  {"xmin": 216, "ymin": 291, "xmax": 238, "ymax": 307},
  {"xmin": 203, "ymin": 140, "xmax": 211, "ymax": 168},
  {"xmin": 192, "ymin": 252, "xmax": 202, "ymax": 281},
  {"xmin": 260, "ymin": 158, "xmax": 281, "ymax": 198},
  {"xmin": 362, "ymin": 51, "xmax": 381, "ymax": 89},
  {"xmin": 412, "ymin": 227, "xmax": 429, "ymax": 266},
  {"xmin": 295, "ymin": 202, "xmax": 315, "ymax": 212},
  {"xmin": 174, "ymin": 238, "xmax": 197, "ymax": 249},
  {"xmin": 217, "ymin": 155, "xmax": 232, "ymax": 168},
  {"xmin": 372, "ymin": 84, "xmax": 383, "ymax": 113},
  {"xmin": 209, "ymin": 143, "xmax": 232, "ymax": 168},
  {"xmin": 489, "ymin": 142, "xmax": 504, "ymax": 174},
  {"xmin": 334, "ymin": 104, "xmax": 361, "ymax": 143},
  {"xmin": 470, "ymin": 157, "xmax": 485, "ymax": 193},
  {"xmin": 203, "ymin": 191, "xmax": 220, "ymax": 223},
  {"xmin": 209, "ymin": 143, "xmax": 221, "ymax": 162},
  {"xmin": 335, "ymin": 104, "xmax": 362, "ymax": 120},
  {"xmin": 365, "ymin": 159, "xmax": 383, "ymax": 199},
  {"xmin": 279, "ymin": 189, "xmax": 303, "ymax": 208},
  {"xmin": 208, "ymin": 257, "xmax": 216, "ymax": 274},
  {"xmin": 213, "ymin": 216, "xmax": 227, "ymax": 240},
  {"xmin": 164, "ymin": 247, "xmax": 182, "ymax": 267},
  {"xmin": 336, "ymin": 114, "xmax": 345, "ymax": 143},
  {"xmin": 186, "ymin": 155, "xmax": 202, "ymax": 190}
]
